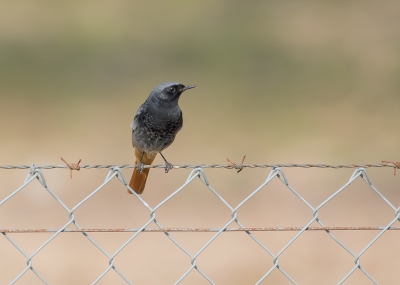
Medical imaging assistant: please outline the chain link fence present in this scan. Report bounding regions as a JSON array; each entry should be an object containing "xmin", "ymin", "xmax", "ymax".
[{"xmin": 1, "ymin": 163, "xmax": 399, "ymax": 284}]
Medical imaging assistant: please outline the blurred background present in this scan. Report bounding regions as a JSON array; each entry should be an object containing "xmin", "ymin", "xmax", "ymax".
[{"xmin": 1, "ymin": 0, "xmax": 400, "ymax": 284}]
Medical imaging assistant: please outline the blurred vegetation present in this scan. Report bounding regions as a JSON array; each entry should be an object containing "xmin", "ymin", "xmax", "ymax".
[{"xmin": 0, "ymin": 0, "xmax": 399, "ymax": 163}]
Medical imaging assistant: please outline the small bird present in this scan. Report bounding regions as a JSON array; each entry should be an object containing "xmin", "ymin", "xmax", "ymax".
[{"xmin": 128, "ymin": 82, "xmax": 195, "ymax": 194}]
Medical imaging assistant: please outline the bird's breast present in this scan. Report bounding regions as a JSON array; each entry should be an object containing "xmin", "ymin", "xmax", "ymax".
[{"xmin": 132, "ymin": 106, "xmax": 183, "ymax": 152}]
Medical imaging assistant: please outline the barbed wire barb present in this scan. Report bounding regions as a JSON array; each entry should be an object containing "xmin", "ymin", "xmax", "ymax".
[
  {"xmin": 60, "ymin": 157, "xmax": 81, "ymax": 178},
  {"xmin": 381, "ymin": 160, "xmax": 400, "ymax": 175},
  {"xmin": 227, "ymin": 155, "xmax": 246, "ymax": 173}
]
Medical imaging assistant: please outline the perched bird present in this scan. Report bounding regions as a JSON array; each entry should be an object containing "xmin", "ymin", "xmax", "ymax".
[{"xmin": 128, "ymin": 82, "xmax": 195, "ymax": 194}]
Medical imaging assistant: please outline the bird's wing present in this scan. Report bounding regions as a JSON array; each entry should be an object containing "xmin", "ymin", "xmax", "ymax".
[{"xmin": 131, "ymin": 104, "xmax": 145, "ymax": 132}]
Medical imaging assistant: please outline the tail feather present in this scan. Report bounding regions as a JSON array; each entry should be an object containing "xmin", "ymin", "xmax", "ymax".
[
  {"xmin": 128, "ymin": 149, "xmax": 156, "ymax": 194},
  {"xmin": 128, "ymin": 167, "xmax": 149, "ymax": 194}
]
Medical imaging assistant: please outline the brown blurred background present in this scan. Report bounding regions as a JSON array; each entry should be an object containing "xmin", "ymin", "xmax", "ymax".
[{"xmin": 1, "ymin": 1, "xmax": 400, "ymax": 284}]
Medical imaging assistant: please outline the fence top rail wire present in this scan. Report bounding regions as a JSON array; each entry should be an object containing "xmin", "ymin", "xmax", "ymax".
[{"xmin": 0, "ymin": 162, "xmax": 399, "ymax": 170}]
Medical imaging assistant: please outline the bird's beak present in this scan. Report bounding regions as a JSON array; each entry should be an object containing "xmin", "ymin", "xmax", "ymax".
[{"xmin": 181, "ymin": 85, "xmax": 196, "ymax": 92}]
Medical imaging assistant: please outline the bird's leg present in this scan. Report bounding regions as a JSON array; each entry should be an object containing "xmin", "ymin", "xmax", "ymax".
[
  {"xmin": 137, "ymin": 151, "xmax": 145, "ymax": 174},
  {"xmin": 159, "ymin": 152, "xmax": 173, "ymax": 173}
]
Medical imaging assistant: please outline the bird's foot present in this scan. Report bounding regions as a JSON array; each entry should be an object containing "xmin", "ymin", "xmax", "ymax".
[
  {"xmin": 164, "ymin": 161, "xmax": 173, "ymax": 173},
  {"xmin": 137, "ymin": 161, "xmax": 144, "ymax": 174}
]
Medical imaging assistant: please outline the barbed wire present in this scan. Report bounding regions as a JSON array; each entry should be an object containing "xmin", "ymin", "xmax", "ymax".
[{"xmin": 0, "ymin": 162, "xmax": 398, "ymax": 170}]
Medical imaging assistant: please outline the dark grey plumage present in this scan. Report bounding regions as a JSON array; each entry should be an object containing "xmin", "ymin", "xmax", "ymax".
[
  {"xmin": 131, "ymin": 82, "xmax": 194, "ymax": 157},
  {"xmin": 128, "ymin": 82, "xmax": 195, "ymax": 194}
]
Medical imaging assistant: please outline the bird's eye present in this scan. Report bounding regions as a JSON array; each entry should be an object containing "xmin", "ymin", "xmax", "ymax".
[{"xmin": 168, "ymin": 86, "xmax": 176, "ymax": 93}]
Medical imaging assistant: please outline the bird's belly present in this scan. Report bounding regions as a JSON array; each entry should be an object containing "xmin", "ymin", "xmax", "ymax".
[{"xmin": 132, "ymin": 125, "xmax": 179, "ymax": 153}]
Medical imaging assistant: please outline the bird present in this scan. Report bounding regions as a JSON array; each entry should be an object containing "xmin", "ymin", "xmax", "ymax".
[{"xmin": 128, "ymin": 82, "xmax": 195, "ymax": 194}]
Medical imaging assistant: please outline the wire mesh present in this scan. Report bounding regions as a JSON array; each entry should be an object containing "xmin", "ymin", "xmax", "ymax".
[{"xmin": 1, "ymin": 163, "xmax": 399, "ymax": 284}]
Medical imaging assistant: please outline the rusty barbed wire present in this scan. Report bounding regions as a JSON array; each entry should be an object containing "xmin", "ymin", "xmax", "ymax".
[
  {"xmin": 60, "ymin": 157, "xmax": 81, "ymax": 178},
  {"xmin": 382, "ymin": 160, "xmax": 400, "ymax": 175},
  {"xmin": 227, "ymin": 155, "xmax": 247, "ymax": 173},
  {"xmin": 0, "ymin": 162, "xmax": 399, "ymax": 170}
]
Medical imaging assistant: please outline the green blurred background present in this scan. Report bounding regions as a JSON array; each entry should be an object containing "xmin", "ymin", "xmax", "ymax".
[{"xmin": 1, "ymin": 1, "xmax": 400, "ymax": 284}]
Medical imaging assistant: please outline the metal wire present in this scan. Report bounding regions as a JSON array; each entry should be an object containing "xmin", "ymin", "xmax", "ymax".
[
  {"xmin": 0, "ymin": 162, "xmax": 399, "ymax": 170},
  {"xmin": 3, "ymin": 226, "xmax": 400, "ymax": 233},
  {"xmin": 1, "ymin": 163, "xmax": 399, "ymax": 284}
]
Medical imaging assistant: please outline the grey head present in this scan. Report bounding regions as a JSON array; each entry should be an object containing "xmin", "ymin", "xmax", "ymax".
[{"xmin": 147, "ymin": 82, "xmax": 195, "ymax": 106}]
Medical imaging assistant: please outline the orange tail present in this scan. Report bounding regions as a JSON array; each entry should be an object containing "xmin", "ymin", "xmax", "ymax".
[{"xmin": 128, "ymin": 149, "xmax": 156, "ymax": 194}]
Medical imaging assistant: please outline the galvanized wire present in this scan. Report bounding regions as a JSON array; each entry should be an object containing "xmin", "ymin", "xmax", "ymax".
[
  {"xmin": 1, "ymin": 163, "xmax": 399, "ymax": 284},
  {"xmin": 0, "ymin": 162, "xmax": 398, "ymax": 170}
]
